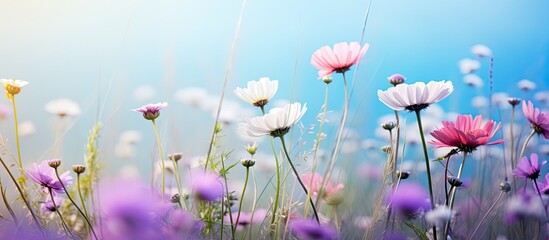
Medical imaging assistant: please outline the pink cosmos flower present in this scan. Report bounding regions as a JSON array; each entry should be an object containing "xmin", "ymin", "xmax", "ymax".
[
  {"xmin": 26, "ymin": 160, "xmax": 73, "ymax": 195},
  {"xmin": 310, "ymin": 42, "xmax": 369, "ymax": 78},
  {"xmin": 132, "ymin": 102, "xmax": 168, "ymax": 120},
  {"xmin": 302, "ymin": 172, "xmax": 344, "ymax": 205},
  {"xmin": 513, "ymin": 153, "xmax": 546, "ymax": 180},
  {"xmin": 522, "ymin": 100, "xmax": 549, "ymax": 140},
  {"xmin": 429, "ymin": 115, "xmax": 504, "ymax": 153}
]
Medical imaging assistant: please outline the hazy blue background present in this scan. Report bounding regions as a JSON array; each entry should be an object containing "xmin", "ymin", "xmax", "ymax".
[{"xmin": 0, "ymin": 0, "xmax": 547, "ymax": 177}]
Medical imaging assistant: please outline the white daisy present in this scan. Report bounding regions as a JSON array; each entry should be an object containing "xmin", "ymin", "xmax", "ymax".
[
  {"xmin": 463, "ymin": 74, "xmax": 483, "ymax": 88},
  {"xmin": 238, "ymin": 102, "xmax": 307, "ymax": 137},
  {"xmin": 1, "ymin": 78, "xmax": 29, "ymax": 98},
  {"xmin": 45, "ymin": 98, "xmax": 81, "ymax": 117},
  {"xmin": 234, "ymin": 77, "xmax": 278, "ymax": 108},
  {"xmin": 471, "ymin": 44, "xmax": 492, "ymax": 57},
  {"xmin": 492, "ymin": 92, "xmax": 510, "ymax": 109},
  {"xmin": 517, "ymin": 79, "xmax": 536, "ymax": 91},
  {"xmin": 377, "ymin": 80, "xmax": 454, "ymax": 111},
  {"xmin": 458, "ymin": 58, "xmax": 481, "ymax": 74}
]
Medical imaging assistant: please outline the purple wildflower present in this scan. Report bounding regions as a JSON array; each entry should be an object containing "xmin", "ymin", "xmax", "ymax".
[
  {"xmin": 387, "ymin": 183, "xmax": 430, "ymax": 219},
  {"xmin": 523, "ymin": 100, "xmax": 549, "ymax": 139},
  {"xmin": 132, "ymin": 102, "xmax": 168, "ymax": 120},
  {"xmin": 224, "ymin": 209, "xmax": 267, "ymax": 230},
  {"xmin": 513, "ymin": 153, "xmax": 546, "ymax": 180},
  {"xmin": 190, "ymin": 170, "xmax": 225, "ymax": 202},
  {"xmin": 538, "ymin": 173, "xmax": 549, "ymax": 194},
  {"xmin": 164, "ymin": 210, "xmax": 202, "ymax": 239},
  {"xmin": 40, "ymin": 196, "xmax": 63, "ymax": 213},
  {"xmin": 26, "ymin": 160, "xmax": 73, "ymax": 195},
  {"xmin": 290, "ymin": 218, "xmax": 337, "ymax": 240},
  {"xmin": 505, "ymin": 190, "xmax": 547, "ymax": 224}
]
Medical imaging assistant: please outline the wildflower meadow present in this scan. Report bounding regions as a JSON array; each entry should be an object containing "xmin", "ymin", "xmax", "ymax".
[{"xmin": 0, "ymin": 1, "xmax": 548, "ymax": 239}]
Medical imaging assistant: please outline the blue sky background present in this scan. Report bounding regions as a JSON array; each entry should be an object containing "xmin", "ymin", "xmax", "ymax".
[{"xmin": 0, "ymin": 0, "xmax": 547, "ymax": 176}]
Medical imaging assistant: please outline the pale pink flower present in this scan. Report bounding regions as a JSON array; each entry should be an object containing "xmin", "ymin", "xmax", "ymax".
[
  {"xmin": 132, "ymin": 102, "xmax": 168, "ymax": 120},
  {"xmin": 310, "ymin": 42, "xmax": 369, "ymax": 78},
  {"xmin": 522, "ymin": 100, "xmax": 549, "ymax": 140},
  {"xmin": 429, "ymin": 115, "xmax": 504, "ymax": 153},
  {"xmin": 302, "ymin": 172, "xmax": 344, "ymax": 205}
]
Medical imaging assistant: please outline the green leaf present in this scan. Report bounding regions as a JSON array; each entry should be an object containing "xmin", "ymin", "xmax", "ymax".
[{"xmin": 404, "ymin": 221, "xmax": 429, "ymax": 240}]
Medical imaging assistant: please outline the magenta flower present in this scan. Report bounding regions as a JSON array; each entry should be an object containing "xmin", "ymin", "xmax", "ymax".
[
  {"xmin": 40, "ymin": 196, "xmax": 63, "ymax": 213},
  {"xmin": 429, "ymin": 115, "xmax": 504, "ymax": 153},
  {"xmin": 538, "ymin": 173, "xmax": 549, "ymax": 194},
  {"xmin": 513, "ymin": 153, "xmax": 546, "ymax": 180},
  {"xmin": 290, "ymin": 218, "xmax": 337, "ymax": 240},
  {"xmin": 132, "ymin": 102, "xmax": 168, "ymax": 120},
  {"xmin": 310, "ymin": 42, "xmax": 369, "ymax": 78},
  {"xmin": 26, "ymin": 160, "xmax": 73, "ymax": 195},
  {"xmin": 522, "ymin": 100, "xmax": 549, "ymax": 140}
]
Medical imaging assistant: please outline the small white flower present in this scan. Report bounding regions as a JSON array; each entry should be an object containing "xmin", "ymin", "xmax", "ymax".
[
  {"xmin": 471, "ymin": 96, "xmax": 488, "ymax": 108},
  {"xmin": 119, "ymin": 130, "xmax": 142, "ymax": 144},
  {"xmin": 463, "ymin": 74, "xmax": 483, "ymax": 88},
  {"xmin": 115, "ymin": 143, "xmax": 136, "ymax": 159},
  {"xmin": 377, "ymin": 80, "xmax": 454, "ymax": 111},
  {"xmin": 238, "ymin": 102, "xmax": 307, "ymax": 137},
  {"xmin": 133, "ymin": 85, "xmax": 156, "ymax": 102},
  {"xmin": 517, "ymin": 79, "xmax": 536, "ymax": 91},
  {"xmin": 458, "ymin": 58, "xmax": 481, "ymax": 74},
  {"xmin": 471, "ymin": 44, "xmax": 492, "ymax": 57},
  {"xmin": 535, "ymin": 91, "xmax": 549, "ymax": 103},
  {"xmin": 174, "ymin": 87, "xmax": 209, "ymax": 109},
  {"xmin": 425, "ymin": 205, "xmax": 452, "ymax": 227},
  {"xmin": 0, "ymin": 78, "xmax": 29, "ymax": 88},
  {"xmin": 234, "ymin": 77, "xmax": 278, "ymax": 108},
  {"xmin": 45, "ymin": 98, "xmax": 81, "ymax": 117},
  {"xmin": 19, "ymin": 121, "xmax": 36, "ymax": 136},
  {"xmin": 361, "ymin": 139, "xmax": 377, "ymax": 150},
  {"xmin": 492, "ymin": 92, "xmax": 510, "ymax": 109}
]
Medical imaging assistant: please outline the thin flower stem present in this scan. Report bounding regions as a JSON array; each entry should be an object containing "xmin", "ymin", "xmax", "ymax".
[
  {"xmin": 0, "ymin": 157, "xmax": 44, "ymax": 236},
  {"xmin": 261, "ymin": 107, "xmax": 281, "ymax": 228},
  {"xmin": 55, "ymin": 168, "xmax": 99, "ymax": 240},
  {"xmin": 0, "ymin": 180, "xmax": 19, "ymax": 226},
  {"xmin": 49, "ymin": 187, "xmax": 76, "ymax": 239},
  {"xmin": 11, "ymin": 99, "xmax": 23, "ymax": 168},
  {"xmin": 151, "ymin": 119, "xmax": 166, "ymax": 199},
  {"xmin": 76, "ymin": 173, "xmax": 90, "ymax": 220},
  {"xmin": 318, "ymin": 72, "xmax": 349, "ymax": 208},
  {"xmin": 519, "ymin": 129, "xmax": 536, "ymax": 160},
  {"xmin": 279, "ymin": 135, "xmax": 320, "ymax": 223},
  {"xmin": 220, "ymin": 155, "xmax": 235, "ymax": 239},
  {"xmin": 248, "ymin": 167, "xmax": 258, "ymax": 240},
  {"xmin": 509, "ymin": 105, "xmax": 516, "ymax": 174},
  {"xmin": 173, "ymin": 162, "xmax": 188, "ymax": 210},
  {"xmin": 305, "ymin": 83, "xmax": 329, "ymax": 217},
  {"xmin": 468, "ymin": 191, "xmax": 504, "ymax": 240},
  {"xmin": 235, "ymin": 167, "xmax": 250, "ymax": 232},
  {"xmin": 414, "ymin": 109, "xmax": 437, "ymax": 240},
  {"xmin": 445, "ymin": 152, "xmax": 468, "ymax": 239},
  {"xmin": 393, "ymin": 110, "xmax": 401, "ymax": 185}
]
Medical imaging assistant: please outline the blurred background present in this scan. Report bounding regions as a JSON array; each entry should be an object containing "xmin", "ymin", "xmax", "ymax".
[{"xmin": 0, "ymin": 0, "xmax": 547, "ymax": 180}]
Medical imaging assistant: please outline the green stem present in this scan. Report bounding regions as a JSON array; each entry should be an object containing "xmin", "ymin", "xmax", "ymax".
[
  {"xmin": 248, "ymin": 167, "xmax": 258, "ymax": 240},
  {"xmin": 445, "ymin": 152, "xmax": 468, "ymax": 239},
  {"xmin": 235, "ymin": 167, "xmax": 250, "ymax": 231},
  {"xmin": 76, "ymin": 174, "xmax": 90, "ymax": 219},
  {"xmin": 518, "ymin": 129, "xmax": 536, "ymax": 161},
  {"xmin": 55, "ymin": 168, "xmax": 99, "ymax": 240},
  {"xmin": 305, "ymin": 83, "xmax": 329, "ymax": 217},
  {"xmin": 415, "ymin": 110, "xmax": 437, "ymax": 240},
  {"xmin": 151, "ymin": 119, "xmax": 166, "ymax": 199},
  {"xmin": 172, "ymin": 161, "xmax": 188, "ymax": 210},
  {"xmin": 49, "ymin": 187, "xmax": 76, "ymax": 239},
  {"xmin": 0, "ymin": 157, "xmax": 44, "ymax": 236},
  {"xmin": 393, "ymin": 110, "xmax": 401, "ymax": 185},
  {"xmin": 220, "ymin": 155, "xmax": 235, "ymax": 239},
  {"xmin": 317, "ymin": 72, "xmax": 349, "ymax": 208},
  {"xmin": 509, "ymin": 105, "xmax": 516, "ymax": 174},
  {"xmin": 11, "ymin": 99, "xmax": 23, "ymax": 168},
  {"xmin": 262, "ymin": 106, "xmax": 281, "ymax": 229},
  {"xmin": 279, "ymin": 136, "xmax": 320, "ymax": 223}
]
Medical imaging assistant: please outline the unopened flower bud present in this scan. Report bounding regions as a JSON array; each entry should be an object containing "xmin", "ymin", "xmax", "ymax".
[
  {"xmin": 387, "ymin": 74, "xmax": 406, "ymax": 86},
  {"xmin": 499, "ymin": 181, "xmax": 511, "ymax": 193},
  {"xmin": 169, "ymin": 152, "xmax": 183, "ymax": 162},
  {"xmin": 322, "ymin": 75, "xmax": 333, "ymax": 84},
  {"xmin": 246, "ymin": 143, "xmax": 257, "ymax": 156},
  {"xmin": 72, "ymin": 165, "xmax": 86, "ymax": 174},
  {"xmin": 381, "ymin": 122, "xmax": 396, "ymax": 131},
  {"xmin": 48, "ymin": 159, "xmax": 62, "ymax": 168},
  {"xmin": 507, "ymin": 98, "xmax": 521, "ymax": 107},
  {"xmin": 241, "ymin": 158, "xmax": 256, "ymax": 168},
  {"xmin": 397, "ymin": 171, "xmax": 410, "ymax": 180},
  {"xmin": 171, "ymin": 193, "xmax": 180, "ymax": 203},
  {"xmin": 215, "ymin": 123, "xmax": 223, "ymax": 133},
  {"xmin": 381, "ymin": 145, "xmax": 392, "ymax": 154},
  {"xmin": 143, "ymin": 112, "xmax": 160, "ymax": 120},
  {"xmin": 448, "ymin": 176, "xmax": 463, "ymax": 187}
]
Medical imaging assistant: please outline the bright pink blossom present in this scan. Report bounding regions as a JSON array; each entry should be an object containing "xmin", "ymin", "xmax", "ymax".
[
  {"xmin": 429, "ymin": 115, "xmax": 504, "ymax": 153},
  {"xmin": 310, "ymin": 42, "xmax": 369, "ymax": 78},
  {"xmin": 522, "ymin": 100, "xmax": 549, "ymax": 140}
]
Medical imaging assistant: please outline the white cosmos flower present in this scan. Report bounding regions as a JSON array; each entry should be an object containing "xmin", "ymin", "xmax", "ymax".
[
  {"xmin": 463, "ymin": 74, "xmax": 483, "ymax": 88},
  {"xmin": 1, "ymin": 78, "xmax": 29, "ymax": 88},
  {"xmin": 425, "ymin": 205, "xmax": 453, "ymax": 227},
  {"xmin": 471, "ymin": 96, "xmax": 488, "ymax": 108},
  {"xmin": 234, "ymin": 77, "xmax": 278, "ymax": 108},
  {"xmin": 377, "ymin": 80, "xmax": 454, "ymax": 111},
  {"xmin": 45, "ymin": 98, "xmax": 81, "ymax": 117},
  {"xmin": 458, "ymin": 58, "xmax": 480, "ymax": 74},
  {"xmin": 174, "ymin": 87, "xmax": 209, "ymax": 109},
  {"xmin": 535, "ymin": 91, "xmax": 549, "ymax": 103},
  {"xmin": 133, "ymin": 85, "xmax": 156, "ymax": 101},
  {"xmin": 471, "ymin": 44, "xmax": 492, "ymax": 57},
  {"xmin": 239, "ymin": 102, "xmax": 307, "ymax": 137},
  {"xmin": 517, "ymin": 79, "xmax": 536, "ymax": 91}
]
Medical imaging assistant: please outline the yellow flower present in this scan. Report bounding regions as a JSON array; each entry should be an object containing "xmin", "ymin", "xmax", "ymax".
[{"xmin": 1, "ymin": 79, "xmax": 29, "ymax": 100}]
